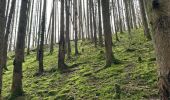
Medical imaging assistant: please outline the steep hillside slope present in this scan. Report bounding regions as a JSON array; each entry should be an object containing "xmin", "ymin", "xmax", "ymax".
[{"xmin": 3, "ymin": 29, "xmax": 158, "ymax": 100}]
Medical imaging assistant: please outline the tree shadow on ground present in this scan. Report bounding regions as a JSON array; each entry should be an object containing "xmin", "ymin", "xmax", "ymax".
[
  {"xmin": 5, "ymin": 92, "xmax": 32, "ymax": 100},
  {"xmin": 33, "ymin": 61, "xmax": 90, "ymax": 77}
]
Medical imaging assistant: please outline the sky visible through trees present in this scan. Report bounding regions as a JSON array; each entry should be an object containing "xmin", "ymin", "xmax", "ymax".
[{"xmin": 8, "ymin": 0, "xmax": 141, "ymax": 49}]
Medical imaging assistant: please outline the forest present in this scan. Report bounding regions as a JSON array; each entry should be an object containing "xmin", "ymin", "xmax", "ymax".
[{"xmin": 0, "ymin": 0, "xmax": 169, "ymax": 100}]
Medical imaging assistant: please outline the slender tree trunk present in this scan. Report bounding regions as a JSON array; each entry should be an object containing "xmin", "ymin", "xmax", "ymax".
[
  {"xmin": 0, "ymin": 0, "xmax": 6, "ymax": 97},
  {"xmin": 117, "ymin": 0, "xmax": 123, "ymax": 33},
  {"xmin": 36, "ymin": 0, "xmax": 42, "ymax": 61},
  {"xmin": 86, "ymin": 0, "xmax": 90, "ymax": 39},
  {"xmin": 139, "ymin": 0, "xmax": 151, "ymax": 40},
  {"xmin": 101, "ymin": 0, "xmax": 116, "ymax": 67},
  {"xmin": 92, "ymin": 0, "xmax": 97, "ymax": 47},
  {"xmin": 57, "ymin": 0, "xmax": 60, "ymax": 43},
  {"xmin": 2, "ymin": 0, "xmax": 16, "ymax": 70},
  {"xmin": 131, "ymin": 0, "xmax": 138, "ymax": 29},
  {"xmin": 65, "ymin": 0, "xmax": 71, "ymax": 59},
  {"xmin": 39, "ymin": 0, "xmax": 47, "ymax": 74},
  {"xmin": 58, "ymin": 0, "xmax": 67, "ymax": 70},
  {"xmin": 50, "ymin": 0, "xmax": 55, "ymax": 54},
  {"xmin": 80, "ymin": 0, "xmax": 84, "ymax": 40},
  {"xmin": 74, "ymin": 0, "xmax": 79, "ymax": 55},
  {"xmin": 89, "ymin": 0, "xmax": 93, "ymax": 41},
  {"xmin": 98, "ymin": 0, "xmax": 104, "ymax": 47},
  {"xmin": 112, "ymin": 0, "xmax": 120, "ymax": 42},
  {"xmin": 128, "ymin": 0, "xmax": 133, "ymax": 29},
  {"xmin": 123, "ymin": 0, "xmax": 131, "ymax": 40},
  {"xmin": 27, "ymin": 0, "xmax": 35, "ymax": 55},
  {"xmin": 11, "ymin": 0, "xmax": 29, "ymax": 96}
]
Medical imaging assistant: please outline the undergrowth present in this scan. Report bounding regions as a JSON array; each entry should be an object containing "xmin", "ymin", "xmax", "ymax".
[{"xmin": 2, "ymin": 28, "xmax": 158, "ymax": 100}]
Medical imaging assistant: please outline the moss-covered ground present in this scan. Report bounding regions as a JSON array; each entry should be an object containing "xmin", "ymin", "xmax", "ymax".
[{"xmin": 2, "ymin": 29, "xmax": 158, "ymax": 100}]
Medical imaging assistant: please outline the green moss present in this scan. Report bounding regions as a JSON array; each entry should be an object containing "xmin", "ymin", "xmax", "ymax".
[
  {"xmin": 48, "ymin": 90, "xmax": 57, "ymax": 96},
  {"xmin": 2, "ymin": 28, "xmax": 158, "ymax": 99}
]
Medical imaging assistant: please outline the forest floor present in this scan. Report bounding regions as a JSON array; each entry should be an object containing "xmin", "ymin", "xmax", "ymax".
[{"xmin": 2, "ymin": 29, "xmax": 158, "ymax": 100}]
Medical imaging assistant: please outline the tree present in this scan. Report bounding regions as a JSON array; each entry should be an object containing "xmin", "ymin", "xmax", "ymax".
[
  {"xmin": 50, "ymin": 0, "xmax": 55, "ymax": 54},
  {"xmin": 112, "ymin": 0, "xmax": 120, "ymax": 42},
  {"xmin": 36, "ymin": 0, "xmax": 42, "ymax": 61},
  {"xmin": 86, "ymin": 0, "xmax": 90, "ymax": 39},
  {"xmin": 38, "ymin": 0, "xmax": 47, "ymax": 74},
  {"xmin": 146, "ymin": 0, "xmax": 170, "ymax": 99},
  {"xmin": 89, "ymin": 0, "xmax": 93, "ymax": 41},
  {"xmin": 65, "ymin": 0, "xmax": 71, "ymax": 59},
  {"xmin": 101, "ymin": 0, "xmax": 116, "ymax": 67},
  {"xmin": 27, "ymin": 0, "xmax": 35, "ymax": 55},
  {"xmin": 74, "ymin": 0, "xmax": 79, "ymax": 55},
  {"xmin": 117, "ymin": 0, "xmax": 123, "ymax": 33},
  {"xmin": 131, "ymin": 0, "xmax": 138, "ymax": 29},
  {"xmin": 58, "ymin": 0, "xmax": 67, "ymax": 71},
  {"xmin": 139, "ymin": 0, "xmax": 151, "ymax": 40},
  {"xmin": 92, "ymin": 0, "xmax": 97, "ymax": 47},
  {"xmin": 2, "ymin": 0, "xmax": 16, "ymax": 70},
  {"xmin": 98, "ymin": 0, "xmax": 104, "ymax": 47},
  {"xmin": 11, "ymin": 0, "xmax": 29, "ymax": 96},
  {"xmin": 123, "ymin": 0, "xmax": 131, "ymax": 39},
  {"xmin": 0, "ymin": 0, "xmax": 6, "ymax": 97}
]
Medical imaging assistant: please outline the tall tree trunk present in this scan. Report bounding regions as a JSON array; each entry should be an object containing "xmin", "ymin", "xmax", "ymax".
[
  {"xmin": 112, "ymin": 0, "xmax": 120, "ymax": 42},
  {"xmin": 89, "ymin": 0, "xmax": 93, "ymax": 41},
  {"xmin": 146, "ymin": 0, "xmax": 170, "ymax": 99},
  {"xmin": 131, "ymin": 0, "xmax": 138, "ymax": 29},
  {"xmin": 39, "ymin": 0, "xmax": 47, "ymax": 74},
  {"xmin": 98, "ymin": 0, "xmax": 104, "ymax": 47},
  {"xmin": 65, "ymin": 0, "xmax": 71, "ymax": 59},
  {"xmin": 101, "ymin": 0, "xmax": 116, "ymax": 67},
  {"xmin": 50, "ymin": 0, "xmax": 55, "ymax": 54},
  {"xmin": 58, "ymin": 0, "xmax": 67, "ymax": 70},
  {"xmin": 86, "ymin": 0, "xmax": 90, "ymax": 39},
  {"xmin": 36, "ymin": 0, "xmax": 42, "ymax": 61},
  {"xmin": 117, "ymin": 0, "xmax": 123, "ymax": 33},
  {"xmin": 92, "ymin": 0, "xmax": 97, "ymax": 47},
  {"xmin": 11, "ymin": 0, "xmax": 29, "ymax": 96},
  {"xmin": 128, "ymin": 0, "xmax": 133, "ymax": 29},
  {"xmin": 139, "ymin": 0, "xmax": 151, "ymax": 40},
  {"xmin": 123, "ymin": 0, "xmax": 131, "ymax": 40},
  {"xmin": 0, "ymin": 0, "xmax": 6, "ymax": 97},
  {"xmin": 74, "ymin": 0, "xmax": 79, "ymax": 55},
  {"xmin": 80, "ymin": 0, "xmax": 84, "ymax": 40},
  {"xmin": 27, "ymin": 0, "xmax": 35, "ymax": 55},
  {"xmin": 2, "ymin": 0, "xmax": 16, "ymax": 70}
]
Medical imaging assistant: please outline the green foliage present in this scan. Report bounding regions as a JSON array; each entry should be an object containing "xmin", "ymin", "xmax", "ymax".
[{"xmin": 2, "ymin": 29, "xmax": 158, "ymax": 99}]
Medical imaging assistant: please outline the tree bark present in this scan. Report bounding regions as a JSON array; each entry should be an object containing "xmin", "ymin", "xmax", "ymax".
[
  {"xmin": 92, "ymin": 0, "xmax": 97, "ymax": 47},
  {"xmin": 98, "ymin": 0, "xmax": 104, "ymax": 47},
  {"xmin": 50, "ymin": 0, "xmax": 55, "ymax": 54},
  {"xmin": 146, "ymin": 0, "xmax": 170, "ymax": 99},
  {"xmin": 123, "ymin": 0, "xmax": 131, "ymax": 39},
  {"xmin": 36, "ymin": 0, "xmax": 42, "ymax": 61},
  {"xmin": 27, "ymin": 0, "xmax": 35, "ymax": 55},
  {"xmin": 117, "ymin": 0, "xmax": 123, "ymax": 33},
  {"xmin": 58, "ymin": 0, "xmax": 67, "ymax": 70},
  {"xmin": 11, "ymin": 0, "xmax": 29, "ymax": 96},
  {"xmin": 39, "ymin": 0, "xmax": 47, "ymax": 74},
  {"xmin": 74, "ymin": 0, "xmax": 79, "ymax": 55},
  {"xmin": 139, "ymin": 0, "xmax": 151, "ymax": 40},
  {"xmin": 65, "ymin": 0, "xmax": 71, "ymax": 59},
  {"xmin": 0, "ymin": 0, "xmax": 6, "ymax": 97},
  {"xmin": 2, "ymin": 0, "xmax": 16, "ymax": 70},
  {"xmin": 101, "ymin": 0, "xmax": 115, "ymax": 67}
]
